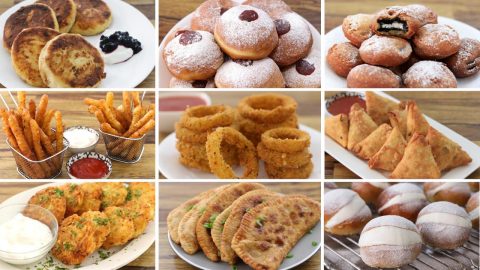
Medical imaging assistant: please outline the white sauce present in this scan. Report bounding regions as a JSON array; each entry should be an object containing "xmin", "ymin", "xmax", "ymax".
[
  {"xmin": 381, "ymin": 22, "xmax": 404, "ymax": 29},
  {"xmin": 0, "ymin": 213, "xmax": 52, "ymax": 254},
  {"xmin": 378, "ymin": 192, "xmax": 426, "ymax": 212},
  {"xmin": 64, "ymin": 129, "xmax": 97, "ymax": 148},
  {"xmin": 326, "ymin": 195, "xmax": 370, "ymax": 228},
  {"xmin": 417, "ymin": 212, "xmax": 472, "ymax": 228},
  {"xmin": 359, "ymin": 226, "xmax": 421, "ymax": 247},
  {"xmin": 102, "ymin": 45, "xmax": 134, "ymax": 65}
]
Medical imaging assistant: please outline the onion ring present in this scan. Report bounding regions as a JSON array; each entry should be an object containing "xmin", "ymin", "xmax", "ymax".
[
  {"xmin": 176, "ymin": 141, "xmax": 239, "ymax": 167},
  {"xmin": 175, "ymin": 123, "xmax": 209, "ymax": 143},
  {"xmin": 180, "ymin": 105, "xmax": 234, "ymax": 132},
  {"xmin": 257, "ymin": 142, "xmax": 311, "ymax": 168},
  {"xmin": 238, "ymin": 94, "xmax": 297, "ymax": 123},
  {"xmin": 238, "ymin": 114, "xmax": 298, "ymax": 134},
  {"xmin": 261, "ymin": 128, "xmax": 310, "ymax": 153},
  {"xmin": 265, "ymin": 161, "xmax": 313, "ymax": 179},
  {"xmin": 206, "ymin": 127, "xmax": 258, "ymax": 179},
  {"xmin": 179, "ymin": 155, "xmax": 211, "ymax": 172}
]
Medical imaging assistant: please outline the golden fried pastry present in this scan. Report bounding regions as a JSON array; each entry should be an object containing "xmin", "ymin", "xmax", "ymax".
[
  {"xmin": 231, "ymin": 195, "xmax": 320, "ymax": 270},
  {"xmin": 342, "ymin": 14, "xmax": 374, "ymax": 47},
  {"xmin": 242, "ymin": 0, "xmax": 292, "ymax": 17},
  {"xmin": 282, "ymin": 53, "xmax": 321, "ymax": 88},
  {"xmin": 424, "ymin": 182, "xmax": 471, "ymax": 206},
  {"xmin": 359, "ymin": 35, "xmax": 412, "ymax": 67},
  {"xmin": 466, "ymin": 192, "xmax": 479, "ymax": 228},
  {"xmin": 211, "ymin": 205, "xmax": 232, "ymax": 254},
  {"xmin": 347, "ymin": 103, "xmax": 378, "ymax": 150},
  {"xmin": 215, "ymin": 58, "xmax": 285, "ymax": 88},
  {"xmin": 325, "ymin": 114, "xmax": 349, "ymax": 148},
  {"xmin": 100, "ymin": 182, "xmax": 128, "ymax": 209},
  {"xmin": 11, "ymin": 27, "xmax": 60, "ymax": 87},
  {"xmin": 377, "ymin": 183, "xmax": 428, "ymax": 221},
  {"xmin": 82, "ymin": 211, "xmax": 111, "ymax": 249},
  {"xmin": 327, "ymin": 42, "xmax": 363, "ymax": 78},
  {"xmin": 353, "ymin": 124, "xmax": 392, "ymax": 160},
  {"xmin": 426, "ymin": 127, "xmax": 472, "ymax": 171},
  {"xmin": 351, "ymin": 182, "xmax": 390, "ymax": 204},
  {"xmin": 3, "ymin": 4, "xmax": 58, "ymax": 51},
  {"xmin": 403, "ymin": 61, "xmax": 457, "ymax": 88},
  {"xmin": 405, "ymin": 101, "xmax": 429, "ymax": 141},
  {"xmin": 36, "ymin": 0, "xmax": 77, "ymax": 33},
  {"xmin": 445, "ymin": 38, "xmax": 480, "ymax": 78},
  {"xmin": 77, "ymin": 183, "xmax": 103, "ymax": 214},
  {"xmin": 70, "ymin": 0, "xmax": 112, "ymax": 36},
  {"xmin": 365, "ymin": 91, "xmax": 400, "ymax": 125},
  {"xmin": 347, "ymin": 64, "xmax": 401, "ymax": 88},
  {"xmin": 39, "ymin": 33, "xmax": 105, "ymax": 88},
  {"xmin": 191, "ymin": 0, "xmax": 236, "ymax": 33},
  {"xmin": 368, "ymin": 127, "xmax": 407, "ymax": 171},
  {"xmin": 28, "ymin": 186, "xmax": 66, "ymax": 223},
  {"xmin": 124, "ymin": 199, "xmax": 152, "ymax": 238},
  {"xmin": 102, "ymin": 207, "xmax": 135, "ymax": 249},
  {"xmin": 413, "ymin": 24, "xmax": 460, "ymax": 60},
  {"xmin": 371, "ymin": 6, "xmax": 422, "ymax": 39},
  {"xmin": 60, "ymin": 183, "xmax": 84, "ymax": 216}
]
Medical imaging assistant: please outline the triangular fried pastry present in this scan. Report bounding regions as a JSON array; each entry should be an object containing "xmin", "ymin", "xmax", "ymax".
[
  {"xmin": 426, "ymin": 127, "xmax": 458, "ymax": 171},
  {"xmin": 325, "ymin": 114, "xmax": 349, "ymax": 148},
  {"xmin": 406, "ymin": 101, "xmax": 429, "ymax": 141},
  {"xmin": 178, "ymin": 185, "xmax": 231, "ymax": 254},
  {"xmin": 220, "ymin": 189, "xmax": 279, "ymax": 264},
  {"xmin": 196, "ymin": 183, "xmax": 266, "ymax": 261},
  {"xmin": 369, "ymin": 127, "xmax": 407, "ymax": 171},
  {"xmin": 389, "ymin": 108, "xmax": 407, "ymax": 138},
  {"xmin": 353, "ymin": 124, "xmax": 392, "ymax": 160},
  {"xmin": 366, "ymin": 91, "xmax": 400, "ymax": 125},
  {"xmin": 446, "ymin": 149, "xmax": 472, "ymax": 170},
  {"xmin": 231, "ymin": 195, "xmax": 320, "ymax": 270},
  {"xmin": 390, "ymin": 133, "xmax": 441, "ymax": 179},
  {"xmin": 347, "ymin": 103, "xmax": 378, "ymax": 150}
]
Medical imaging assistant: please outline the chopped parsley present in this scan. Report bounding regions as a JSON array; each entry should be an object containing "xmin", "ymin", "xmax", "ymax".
[
  {"xmin": 186, "ymin": 205, "xmax": 195, "ymax": 212},
  {"xmin": 63, "ymin": 242, "xmax": 73, "ymax": 251},
  {"xmin": 54, "ymin": 188, "xmax": 64, "ymax": 197},
  {"xmin": 286, "ymin": 253, "xmax": 294, "ymax": 259},
  {"xmin": 98, "ymin": 249, "xmax": 111, "ymax": 260},
  {"xmin": 312, "ymin": 241, "xmax": 318, "ymax": 247},
  {"xmin": 69, "ymin": 184, "xmax": 77, "ymax": 192},
  {"xmin": 93, "ymin": 217, "xmax": 109, "ymax": 226},
  {"xmin": 232, "ymin": 265, "xmax": 238, "ymax": 270},
  {"xmin": 255, "ymin": 216, "xmax": 265, "ymax": 227},
  {"xmin": 203, "ymin": 214, "xmax": 218, "ymax": 229}
]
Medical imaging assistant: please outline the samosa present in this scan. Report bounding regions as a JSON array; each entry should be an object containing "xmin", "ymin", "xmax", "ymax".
[
  {"xmin": 353, "ymin": 124, "xmax": 392, "ymax": 160},
  {"xmin": 347, "ymin": 103, "xmax": 378, "ymax": 150},
  {"xmin": 366, "ymin": 91, "xmax": 400, "ymax": 125},
  {"xmin": 389, "ymin": 108, "xmax": 407, "ymax": 138},
  {"xmin": 390, "ymin": 133, "xmax": 441, "ymax": 179},
  {"xmin": 406, "ymin": 101, "xmax": 429, "ymax": 141},
  {"xmin": 426, "ymin": 127, "xmax": 472, "ymax": 171},
  {"xmin": 369, "ymin": 127, "xmax": 407, "ymax": 171},
  {"xmin": 325, "ymin": 114, "xmax": 349, "ymax": 148}
]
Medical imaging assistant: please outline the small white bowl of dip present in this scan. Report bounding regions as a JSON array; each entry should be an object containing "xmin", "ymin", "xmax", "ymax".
[
  {"xmin": 64, "ymin": 126, "xmax": 100, "ymax": 154},
  {"xmin": 0, "ymin": 204, "xmax": 58, "ymax": 265}
]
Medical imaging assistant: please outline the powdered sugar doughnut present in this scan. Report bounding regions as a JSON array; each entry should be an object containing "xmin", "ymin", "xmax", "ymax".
[
  {"xmin": 445, "ymin": 38, "xmax": 480, "ymax": 78},
  {"xmin": 424, "ymin": 182, "xmax": 471, "ymax": 206},
  {"xmin": 169, "ymin": 77, "xmax": 215, "ymax": 88},
  {"xmin": 214, "ymin": 58, "xmax": 284, "ymax": 88},
  {"xmin": 377, "ymin": 183, "xmax": 428, "ymax": 222},
  {"xmin": 403, "ymin": 4, "xmax": 437, "ymax": 26},
  {"xmin": 466, "ymin": 192, "xmax": 479, "ymax": 228},
  {"xmin": 214, "ymin": 5, "xmax": 278, "ymax": 60},
  {"xmin": 470, "ymin": 182, "xmax": 480, "ymax": 192},
  {"xmin": 242, "ymin": 0, "xmax": 291, "ymax": 17},
  {"xmin": 191, "ymin": 0, "xmax": 236, "ymax": 33},
  {"xmin": 403, "ymin": 61, "xmax": 457, "ymax": 88},
  {"xmin": 413, "ymin": 24, "xmax": 460, "ymax": 60},
  {"xmin": 282, "ymin": 53, "xmax": 321, "ymax": 88},
  {"xmin": 359, "ymin": 215, "xmax": 422, "ymax": 268},
  {"xmin": 347, "ymin": 64, "xmax": 401, "ymax": 88},
  {"xmin": 352, "ymin": 182, "xmax": 390, "ymax": 204},
  {"xmin": 416, "ymin": 201, "xmax": 472, "ymax": 249},
  {"xmin": 324, "ymin": 182, "xmax": 338, "ymax": 194},
  {"xmin": 270, "ymin": 12, "xmax": 313, "ymax": 66},
  {"xmin": 359, "ymin": 35, "xmax": 412, "ymax": 67},
  {"xmin": 327, "ymin": 42, "xmax": 363, "ymax": 78},
  {"xmin": 163, "ymin": 30, "xmax": 223, "ymax": 80},
  {"xmin": 342, "ymin": 14, "xmax": 374, "ymax": 47},
  {"xmin": 324, "ymin": 189, "xmax": 372, "ymax": 235}
]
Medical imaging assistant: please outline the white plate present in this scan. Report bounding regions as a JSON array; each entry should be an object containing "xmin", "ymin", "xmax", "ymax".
[
  {"xmin": 0, "ymin": 0, "xmax": 155, "ymax": 88},
  {"xmin": 168, "ymin": 222, "xmax": 321, "ymax": 270},
  {"xmin": 158, "ymin": 6, "xmax": 321, "ymax": 88},
  {"xmin": 158, "ymin": 124, "xmax": 322, "ymax": 179},
  {"xmin": 324, "ymin": 91, "xmax": 480, "ymax": 179},
  {"xmin": 324, "ymin": 16, "xmax": 480, "ymax": 88},
  {"xmin": 0, "ymin": 182, "xmax": 155, "ymax": 270}
]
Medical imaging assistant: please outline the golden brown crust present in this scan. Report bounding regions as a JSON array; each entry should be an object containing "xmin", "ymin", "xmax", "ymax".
[
  {"xmin": 3, "ymin": 4, "xmax": 59, "ymax": 50},
  {"xmin": 371, "ymin": 6, "xmax": 421, "ymax": 39},
  {"xmin": 231, "ymin": 195, "xmax": 320, "ymax": 270},
  {"xmin": 191, "ymin": 0, "xmax": 236, "ymax": 33},
  {"xmin": 466, "ymin": 192, "xmax": 479, "ymax": 228},
  {"xmin": 327, "ymin": 42, "xmax": 363, "ymax": 78},
  {"xmin": 342, "ymin": 14, "xmax": 374, "ymax": 47},
  {"xmin": 351, "ymin": 182, "xmax": 387, "ymax": 204},
  {"xmin": 347, "ymin": 64, "xmax": 401, "ymax": 88},
  {"xmin": 324, "ymin": 212, "xmax": 371, "ymax": 235},
  {"xmin": 36, "ymin": 0, "xmax": 77, "ymax": 33},
  {"xmin": 211, "ymin": 205, "xmax": 232, "ymax": 252},
  {"xmin": 71, "ymin": 0, "xmax": 112, "ymax": 36},
  {"xmin": 424, "ymin": 182, "xmax": 471, "ymax": 206}
]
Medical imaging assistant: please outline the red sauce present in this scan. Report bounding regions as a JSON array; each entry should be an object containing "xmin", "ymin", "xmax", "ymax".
[
  {"xmin": 159, "ymin": 96, "xmax": 206, "ymax": 111},
  {"xmin": 70, "ymin": 158, "xmax": 108, "ymax": 179},
  {"xmin": 328, "ymin": 96, "xmax": 366, "ymax": 115}
]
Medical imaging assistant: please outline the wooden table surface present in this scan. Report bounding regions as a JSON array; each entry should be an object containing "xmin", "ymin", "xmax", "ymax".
[
  {"xmin": 0, "ymin": 91, "xmax": 156, "ymax": 179},
  {"xmin": 158, "ymin": 91, "xmax": 321, "ymax": 179},
  {"xmin": 0, "ymin": 182, "xmax": 155, "ymax": 270},
  {"xmin": 325, "ymin": 91, "xmax": 480, "ymax": 179},
  {"xmin": 325, "ymin": 0, "xmax": 480, "ymax": 32},
  {"xmin": 0, "ymin": 0, "xmax": 155, "ymax": 88},
  {"xmin": 159, "ymin": 182, "xmax": 321, "ymax": 270},
  {"xmin": 158, "ymin": 0, "xmax": 321, "ymax": 42}
]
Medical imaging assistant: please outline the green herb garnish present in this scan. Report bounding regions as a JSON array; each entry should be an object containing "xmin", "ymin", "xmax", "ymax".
[{"xmin": 286, "ymin": 253, "xmax": 294, "ymax": 259}]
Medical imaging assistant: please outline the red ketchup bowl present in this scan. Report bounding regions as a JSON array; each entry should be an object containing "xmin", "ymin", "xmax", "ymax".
[
  {"xmin": 158, "ymin": 92, "xmax": 211, "ymax": 132},
  {"xmin": 66, "ymin": 152, "xmax": 112, "ymax": 179},
  {"xmin": 325, "ymin": 92, "xmax": 366, "ymax": 116}
]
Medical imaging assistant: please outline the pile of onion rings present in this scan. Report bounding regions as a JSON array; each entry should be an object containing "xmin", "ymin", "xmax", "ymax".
[{"xmin": 258, "ymin": 127, "xmax": 313, "ymax": 179}]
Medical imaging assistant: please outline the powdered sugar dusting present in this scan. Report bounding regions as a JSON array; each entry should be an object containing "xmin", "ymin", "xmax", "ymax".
[
  {"xmin": 324, "ymin": 189, "xmax": 360, "ymax": 214},
  {"xmin": 270, "ymin": 12, "xmax": 311, "ymax": 61},
  {"xmin": 414, "ymin": 24, "xmax": 459, "ymax": 48},
  {"xmin": 218, "ymin": 5, "xmax": 275, "ymax": 47},
  {"xmin": 360, "ymin": 35, "xmax": 412, "ymax": 58},
  {"xmin": 283, "ymin": 54, "xmax": 321, "ymax": 88},
  {"xmin": 418, "ymin": 201, "xmax": 469, "ymax": 219},
  {"xmin": 169, "ymin": 77, "xmax": 215, "ymax": 88},
  {"xmin": 383, "ymin": 183, "xmax": 423, "ymax": 196},
  {"xmin": 363, "ymin": 215, "xmax": 417, "ymax": 232},
  {"xmin": 215, "ymin": 57, "xmax": 279, "ymax": 87},
  {"xmin": 403, "ymin": 61, "xmax": 456, "ymax": 88}
]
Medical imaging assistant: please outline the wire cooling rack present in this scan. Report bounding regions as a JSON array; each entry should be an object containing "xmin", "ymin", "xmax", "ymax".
[{"xmin": 324, "ymin": 229, "xmax": 479, "ymax": 270}]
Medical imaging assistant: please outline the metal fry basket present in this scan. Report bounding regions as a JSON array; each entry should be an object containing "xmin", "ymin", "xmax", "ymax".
[{"xmin": 99, "ymin": 129, "xmax": 145, "ymax": 163}]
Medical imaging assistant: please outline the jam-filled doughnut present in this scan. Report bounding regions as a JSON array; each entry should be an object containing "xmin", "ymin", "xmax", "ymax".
[
  {"xmin": 163, "ymin": 30, "xmax": 224, "ymax": 80},
  {"xmin": 445, "ymin": 38, "xmax": 480, "ymax": 78},
  {"xmin": 214, "ymin": 5, "xmax": 278, "ymax": 60},
  {"xmin": 403, "ymin": 61, "xmax": 457, "ymax": 88},
  {"xmin": 327, "ymin": 42, "xmax": 363, "ymax": 77},
  {"xmin": 191, "ymin": 0, "xmax": 236, "ymax": 33},
  {"xmin": 359, "ymin": 35, "xmax": 412, "ymax": 67},
  {"xmin": 169, "ymin": 77, "xmax": 215, "ymax": 88},
  {"xmin": 242, "ymin": 0, "xmax": 291, "ymax": 17},
  {"xmin": 347, "ymin": 64, "xmax": 401, "ymax": 88},
  {"xmin": 283, "ymin": 53, "xmax": 321, "ymax": 88},
  {"xmin": 371, "ymin": 6, "xmax": 422, "ymax": 39},
  {"xmin": 413, "ymin": 24, "xmax": 460, "ymax": 60},
  {"xmin": 269, "ymin": 12, "xmax": 313, "ymax": 66},
  {"xmin": 342, "ymin": 14, "xmax": 374, "ymax": 47},
  {"xmin": 214, "ymin": 58, "xmax": 284, "ymax": 88}
]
